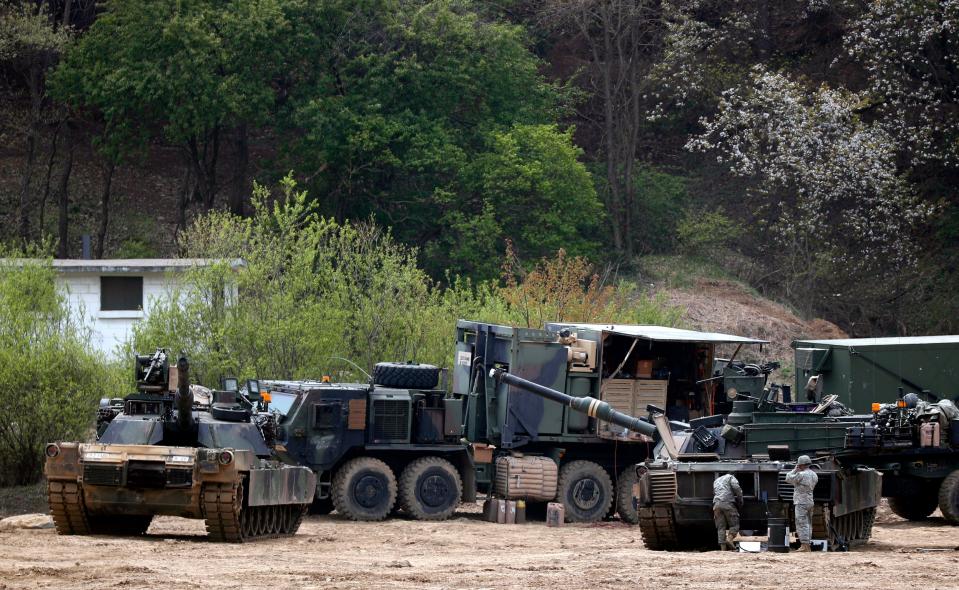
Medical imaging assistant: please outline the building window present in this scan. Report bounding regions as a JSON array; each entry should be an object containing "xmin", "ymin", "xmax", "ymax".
[{"xmin": 100, "ymin": 276, "xmax": 143, "ymax": 311}]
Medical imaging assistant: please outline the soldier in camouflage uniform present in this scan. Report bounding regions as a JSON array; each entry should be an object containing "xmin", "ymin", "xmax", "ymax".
[
  {"xmin": 713, "ymin": 473, "xmax": 743, "ymax": 550},
  {"xmin": 786, "ymin": 455, "xmax": 819, "ymax": 552}
]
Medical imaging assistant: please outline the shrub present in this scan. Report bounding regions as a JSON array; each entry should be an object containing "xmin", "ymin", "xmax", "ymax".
[{"xmin": 0, "ymin": 253, "xmax": 124, "ymax": 486}]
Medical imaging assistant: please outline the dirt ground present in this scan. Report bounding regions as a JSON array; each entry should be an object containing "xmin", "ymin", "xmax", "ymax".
[{"xmin": 0, "ymin": 501, "xmax": 955, "ymax": 590}]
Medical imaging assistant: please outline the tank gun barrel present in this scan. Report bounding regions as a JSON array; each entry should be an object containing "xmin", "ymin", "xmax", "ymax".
[
  {"xmin": 488, "ymin": 368, "xmax": 658, "ymax": 438},
  {"xmin": 176, "ymin": 355, "xmax": 195, "ymax": 431}
]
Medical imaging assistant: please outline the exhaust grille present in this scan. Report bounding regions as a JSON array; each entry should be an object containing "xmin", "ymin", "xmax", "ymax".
[
  {"xmin": 648, "ymin": 470, "xmax": 678, "ymax": 503},
  {"xmin": 83, "ymin": 463, "xmax": 123, "ymax": 486},
  {"xmin": 371, "ymin": 399, "xmax": 409, "ymax": 443}
]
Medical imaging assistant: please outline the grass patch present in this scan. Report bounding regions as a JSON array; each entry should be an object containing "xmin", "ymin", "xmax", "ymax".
[{"xmin": 0, "ymin": 482, "xmax": 46, "ymax": 517}]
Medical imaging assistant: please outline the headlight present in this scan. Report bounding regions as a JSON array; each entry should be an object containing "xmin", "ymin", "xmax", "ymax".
[
  {"xmin": 218, "ymin": 450, "xmax": 234, "ymax": 465},
  {"xmin": 45, "ymin": 443, "xmax": 60, "ymax": 458}
]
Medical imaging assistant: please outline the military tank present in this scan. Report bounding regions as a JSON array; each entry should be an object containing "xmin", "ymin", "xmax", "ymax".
[
  {"xmin": 489, "ymin": 368, "xmax": 881, "ymax": 551},
  {"xmin": 44, "ymin": 350, "xmax": 316, "ymax": 541}
]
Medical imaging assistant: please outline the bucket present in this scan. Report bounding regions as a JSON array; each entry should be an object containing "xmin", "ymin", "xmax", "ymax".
[{"xmin": 767, "ymin": 518, "xmax": 789, "ymax": 553}]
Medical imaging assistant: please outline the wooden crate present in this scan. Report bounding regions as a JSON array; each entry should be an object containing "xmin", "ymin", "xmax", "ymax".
[{"xmin": 599, "ymin": 379, "xmax": 642, "ymax": 440}]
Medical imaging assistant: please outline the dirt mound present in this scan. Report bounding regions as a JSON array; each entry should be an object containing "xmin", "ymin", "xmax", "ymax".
[{"xmin": 663, "ymin": 278, "xmax": 847, "ymax": 370}]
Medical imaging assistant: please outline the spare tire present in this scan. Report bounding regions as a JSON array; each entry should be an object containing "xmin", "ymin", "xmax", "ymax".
[{"xmin": 373, "ymin": 362, "xmax": 440, "ymax": 389}]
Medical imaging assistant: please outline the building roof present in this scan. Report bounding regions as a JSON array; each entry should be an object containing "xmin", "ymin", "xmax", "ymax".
[
  {"xmin": 794, "ymin": 335, "xmax": 959, "ymax": 348},
  {"xmin": 22, "ymin": 258, "xmax": 245, "ymax": 273},
  {"xmin": 546, "ymin": 322, "xmax": 767, "ymax": 344}
]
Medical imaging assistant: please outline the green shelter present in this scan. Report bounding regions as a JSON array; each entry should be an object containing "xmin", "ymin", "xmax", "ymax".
[{"xmin": 792, "ymin": 336, "xmax": 959, "ymax": 412}]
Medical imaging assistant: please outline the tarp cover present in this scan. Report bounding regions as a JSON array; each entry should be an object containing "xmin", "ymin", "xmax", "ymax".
[{"xmin": 545, "ymin": 323, "xmax": 767, "ymax": 344}]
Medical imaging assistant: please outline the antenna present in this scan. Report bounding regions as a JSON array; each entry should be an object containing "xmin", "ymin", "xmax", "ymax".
[{"xmin": 326, "ymin": 356, "xmax": 373, "ymax": 383}]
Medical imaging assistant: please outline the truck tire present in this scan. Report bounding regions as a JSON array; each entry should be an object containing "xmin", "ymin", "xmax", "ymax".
[
  {"xmin": 616, "ymin": 467, "xmax": 640, "ymax": 524},
  {"xmin": 373, "ymin": 362, "xmax": 440, "ymax": 389},
  {"xmin": 557, "ymin": 460, "xmax": 613, "ymax": 523},
  {"xmin": 938, "ymin": 470, "xmax": 959, "ymax": 524},
  {"xmin": 888, "ymin": 493, "xmax": 938, "ymax": 521},
  {"xmin": 399, "ymin": 456, "xmax": 462, "ymax": 521},
  {"xmin": 332, "ymin": 457, "xmax": 397, "ymax": 521}
]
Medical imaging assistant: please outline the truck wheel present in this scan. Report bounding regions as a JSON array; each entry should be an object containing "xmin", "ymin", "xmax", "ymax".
[
  {"xmin": 888, "ymin": 493, "xmax": 938, "ymax": 521},
  {"xmin": 938, "ymin": 470, "xmax": 959, "ymax": 524},
  {"xmin": 399, "ymin": 456, "xmax": 462, "ymax": 521},
  {"xmin": 557, "ymin": 460, "xmax": 613, "ymax": 523},
  {"xmin": 616, "ymin": 467, "xmax": 640, "ymax": 524},
  {"xmin": 332, "ymin": 457, "xmax": 397, "ymax": 521},
  {"xmin": 373, "ymin": 362, "xmax": 440, "ymax": 389}
]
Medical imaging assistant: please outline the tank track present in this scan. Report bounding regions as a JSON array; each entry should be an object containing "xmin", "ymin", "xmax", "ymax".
[
  {"xmin": 48, "ymin": 481, "xmax": 90, "ymax": 535},
  {"xmin": 811, "ymin": 505, "xmax": 877, "ymax": 548},
  {"xmin": 638, "ymin": 506, "xmax": 680, "ymax": 550},
  {"xmin": 203, "ymin": 481, "xmax": 308, "ymax": 542}
]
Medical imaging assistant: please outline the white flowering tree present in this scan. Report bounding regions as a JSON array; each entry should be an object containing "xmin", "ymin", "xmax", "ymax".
[
  {"xmin": 688, "ymin": 67, "xmax": 936, "ymax": 319},
  {"xmin": 845, "ymin": 0, "xmax": 959, "ymax": 166}
]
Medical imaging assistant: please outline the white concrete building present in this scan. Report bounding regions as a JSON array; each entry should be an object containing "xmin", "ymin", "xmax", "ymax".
[{"xmin": 52, "ymin": 259, "xmax": 241, "ymax": 356}]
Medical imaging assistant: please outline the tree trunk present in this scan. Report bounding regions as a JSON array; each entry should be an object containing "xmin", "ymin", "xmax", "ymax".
[
  {"xmin": 56, "ymin": 124, "xmax": 74, "ymax": 259},
  {"xmin": 18, "ymin": 66, "xmax": 43, "ymax": 243},
  {"xmin": 62, "ymin": 0, "xmax": 73, "ymax": 26},
  {"xmin": 95, "ymin": 161, "xmax": 115, "ymax": 258},
  {"xmin": 230, "ymin": 124, "xmax": 248, "ymax": 216},
  {"xmin": 39, "ymin": 121, "xmax": 62, "ymax": 232}
]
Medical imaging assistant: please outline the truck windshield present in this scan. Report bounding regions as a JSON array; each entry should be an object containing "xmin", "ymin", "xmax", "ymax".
[{"xmin": 269, "ymin": 392, "xmax": 298, "ymax": 417}]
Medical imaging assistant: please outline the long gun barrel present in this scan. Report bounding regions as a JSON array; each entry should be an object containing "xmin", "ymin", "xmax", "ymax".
[
  {"xmin": 175, "ymin": 355, "xmax": 195, "ymax": 431},
  {"xmin": 489, "ymin": 367, "xmax": 658, "ymax": 439}
]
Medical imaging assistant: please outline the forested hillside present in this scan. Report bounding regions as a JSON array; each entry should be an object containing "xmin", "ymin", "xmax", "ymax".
[{"xmin": 1, "ymin": 0, "xmax": 956, "ymax": 336}]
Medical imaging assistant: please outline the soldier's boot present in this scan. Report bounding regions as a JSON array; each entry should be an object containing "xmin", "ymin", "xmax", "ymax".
[
  {"xmin": 718, "ymin": 543, "xmax": 728, "ymax": 551},
  {"xmin": 797, "ymin": 543, "xmax": 811, "ymax": 552},
  {"xmin": 725, "ymin": 531, "xmax": 738, "ymax": 550}
]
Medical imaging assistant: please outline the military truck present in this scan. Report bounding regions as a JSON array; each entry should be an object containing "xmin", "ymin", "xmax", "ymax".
[
  {"xmin": 453, "ymin": 320, "xmax": 766, "ymax": 522},
  {"xmin": 44, "ymin": 350, "xmax": 316, "ymax": 541},
  {"xmin": 265, "ymin": 362, "xmax": 475, "ymax": 521}
]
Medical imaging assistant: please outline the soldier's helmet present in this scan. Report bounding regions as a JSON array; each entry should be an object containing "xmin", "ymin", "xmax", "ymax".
[{"xmin": 797, "ymin": 455, "xmax": 812, "ymax": 465}]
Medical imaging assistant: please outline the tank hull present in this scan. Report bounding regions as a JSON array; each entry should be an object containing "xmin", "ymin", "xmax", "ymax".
[
  {"xmin": 45, "ymin": 442, "xmax": 316, "ymax": 541},
  {"xmin": 634, "ymin": 458, "xmax": 881, "ymax": 551}
]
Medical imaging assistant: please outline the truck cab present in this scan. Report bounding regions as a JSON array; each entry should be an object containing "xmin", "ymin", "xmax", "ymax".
[{"xmin": 267, "ymin": 367, "xmax": 475, "ymax": 521}]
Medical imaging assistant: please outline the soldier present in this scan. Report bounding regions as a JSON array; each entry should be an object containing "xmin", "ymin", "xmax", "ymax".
[
  {"xmin": 786, "ymin": 455, "xmax": 819, "ymax": 552},
  {"xmin": 713, "ymin": 473, "xmax": 743, "ymax": 551}
]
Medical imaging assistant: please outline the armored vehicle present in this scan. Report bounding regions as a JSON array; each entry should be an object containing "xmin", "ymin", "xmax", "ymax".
[
  {"xmin": 842, "ymin": 393, "xmax": 959, "ymax": 524},
  {"xmin": 489, "ymin": 367, "xmax": 882, "ymax": 551},
  {"xmin": 44, "ymin": 350, "xmax": 316, "ymax": 541},
  {"xmin": 265, "ymin": 362, "xmax": 475, "ymax": 521},
  {"xmin": 454, "ymin": 320, "xmax": 766, "ymax": 522}
]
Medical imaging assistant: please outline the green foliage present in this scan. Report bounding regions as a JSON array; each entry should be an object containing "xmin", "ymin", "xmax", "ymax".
[
  {"xmin": 0, "ymin": 252, "xmax": 124, "ymax": 486},
  {"xmin": 429, "ymin": 124, "xmax": 603, "ymax": 279},
  {"xmin": 676, "ymin": 209, "xmax": 742, "ymax": 258},
  {"xmin": 50, "ymin": 0, "xmax": 290, "ymax": 160},
  {"xmin": 0, "ymin": 5, "xmax": 71, "ymax": 62},
  {"xmin": 130, "ymin": 176, "xmax": 679, "ymax": 384}
]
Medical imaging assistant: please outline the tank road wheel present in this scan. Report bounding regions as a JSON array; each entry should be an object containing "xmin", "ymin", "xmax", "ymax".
[
  {"xmin": 372, "ymin": 362, "xmax": 440, "ymax": 389},
  {"xmin": 332, "ymin": 457, "xmax": 397, "ymax": 521},
  {"xmin": 889, "ymin": 493, "xmax": 939, "ymax": 521},
  {"xmin": 557, "ymin": 461, "xmax": 613, "ymax": 523},
  {"xmin": 637, "ymin": 506, "xmax": 679, "ymax": 550},
  {"xmin": 616, "ymin": 467, "xmax": 640, "ymax": 524},
  {"xmin": 47, "ymin": 481, "xmax": 90, "ymax": 535},
  {"xmin": 399, "ymin": 457, "xmax": 462, "ymax": 521},
  {"xmin": 938, "ymin": 470, "xmax": 959, "ymax": 524}
]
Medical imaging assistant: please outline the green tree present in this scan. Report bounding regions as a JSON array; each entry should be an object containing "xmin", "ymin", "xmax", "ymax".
[
  {"xmin": 50, "ymin": 0, "xmax": 291, "ymax": 223},
  {"xmin": 429, "ymin": 124, "xmax": 603, "ymax": 279}
]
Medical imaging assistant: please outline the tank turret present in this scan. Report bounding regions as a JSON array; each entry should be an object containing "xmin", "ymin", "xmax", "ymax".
[{"xmin": 488, "ymin": 367, "xmax": 658, "ymax": 438}]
